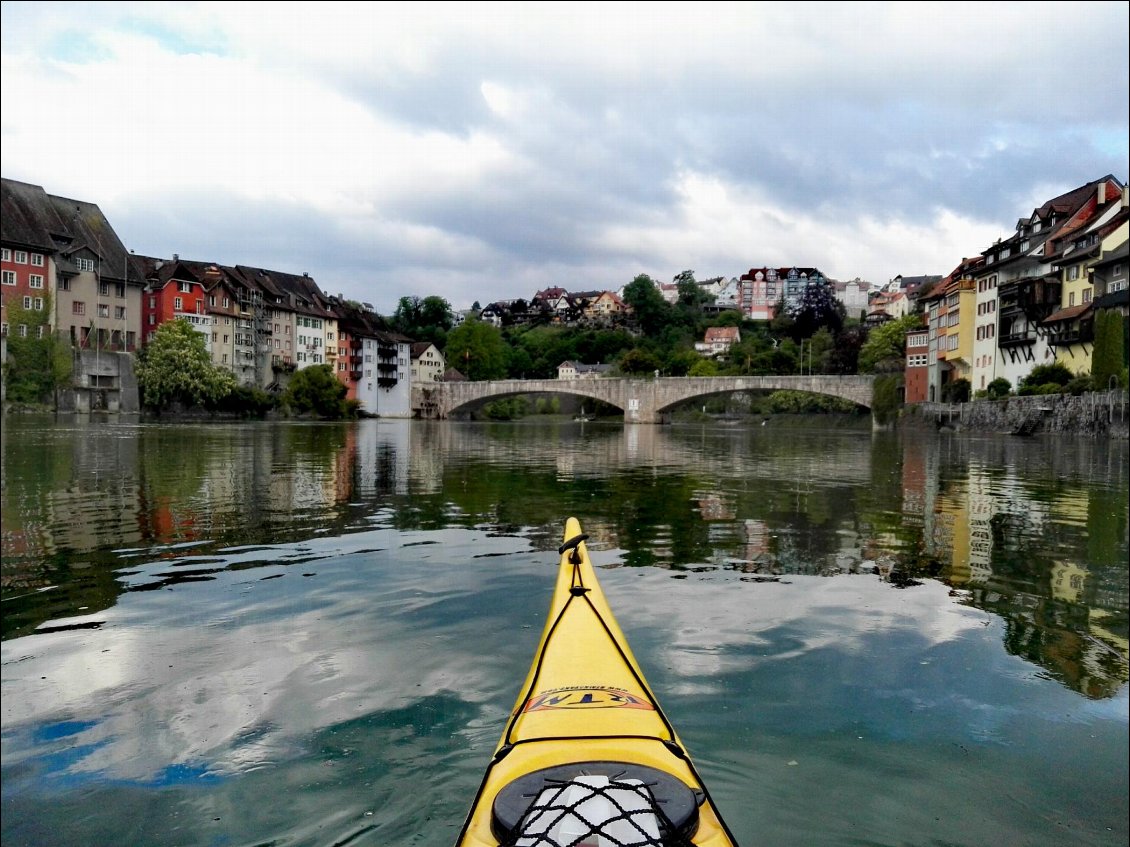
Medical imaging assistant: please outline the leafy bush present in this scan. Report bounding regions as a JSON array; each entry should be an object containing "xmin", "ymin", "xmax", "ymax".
[
  {"xmin": 1019, "ymin": 362, "xmax": 1072, "ymax": 392},
  {"xmin": 534, "ymin": 397, "xmax": 561, "ymax": 414},
  {"xmin": 209, "ymin": 385, "xmax": 277, "ymax": 417},
  {"xmin": 941, "ymin": 378, "xmax": 971, "ymax": 403},
  {"xmin": 765, "ymin": 390, "xmax": 860, "ymax": 415},
  {"xmin": 871, "ymin": 375, "xmax": 901, "ymax": 425},
  {"xmin": 986, "ymin": 377, "xmax": 1011, "ymax": 399},
  {"xmin": 281, "ymin": 364, "xmax": 349, "ymax": 418},
  {"xmin": 1065, "ymin": 375, "xmax": 1094, "ymax": 396},
  {"xmin": 483, "ymin": 397, "xmax": 529, "ymax": 419},
  {"xmin": 1018, "ymin": 382, "xmax": 1065, "ymax": 396}
]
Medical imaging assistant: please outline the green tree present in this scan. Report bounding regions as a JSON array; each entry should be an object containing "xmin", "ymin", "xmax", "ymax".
[
  {"xmin": 827, "ymin": 324, "xmax": 867, "ymax": 374},
  {"xmin": 664, "ymin": 348, "xmax": 702, "ymax": 376},
  {"xmin": 674, "ymin": 270, "xmax": 710, "ymax": 311},
  {"xmin": 786, "ymin": 281, "xmax": 845, "ymax": 339},
  {"xmin": 445, "ymin": 318, "xmax": 508, "ymax": 380},
  {"xmin": 711, "ymin": 309, "xmax": 743, "ymax": 327},
  {"xmin": 872, "ymin": 374, "xmax": 902, "ymax": 425},
  {"xmin": 858, "ymin": 314, "xmax": 921, "ymax": 373},
  {"xmin": 941, "ymin": 378, "xmax": 971, "ymax": 403},
  {"xmin": 1, "ymin": 294, "xmax": 70, "ymax": 403},
  {"xmin": 618, "ymin": 347, "xmax": 663, "ymax": 375},
  {"xmin": 393, "ymin": 295, "xmax": 453, "ymax": 346},
  {"xmin": 135, "ymin": 318, "xmax": 236, "ymax": 410},
  {"xmin": 688, "ymin": 357, "xmax": 720, "ymax": 376},
  {"xmin": 1018, "ymin": 362, "xmax": 1073, "ymax": 394},
  {"xmin": 1092, "ymin": 309, "xmax": 1126, "ymax": 390},
  {"xmin": 986, "ymin": 377, "xmax": 1011, "ymax": 399},
  {"xmin": 622, "ymin": 274, "xmax": 671, "ymax": 336},
  {"xmin": 282, "ymin": 364, "xmax": 349, "ymax": 418},
  {"xmin": 804, "ymin": 327, "xmax": 835, "ymax": 373},
  {"xmin": 506, "ymin": 345, "xmax": 535, "ymax": 378}
]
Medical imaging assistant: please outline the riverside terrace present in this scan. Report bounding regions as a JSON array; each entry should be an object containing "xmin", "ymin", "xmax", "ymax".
[{"xmin": 413, "ymin": 375, "xmax": 878, "ymax": 425}]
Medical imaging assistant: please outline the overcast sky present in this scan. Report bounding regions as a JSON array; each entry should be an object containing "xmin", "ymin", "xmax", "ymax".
[{"xmin": 2, "ymin": 2, "xmax": 1127, "ymax": 314}]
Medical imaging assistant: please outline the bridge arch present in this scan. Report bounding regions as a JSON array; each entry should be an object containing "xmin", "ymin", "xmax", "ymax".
[{"xmin": 416, "ymin": 375, "xmax": 876, "ymax": 424}]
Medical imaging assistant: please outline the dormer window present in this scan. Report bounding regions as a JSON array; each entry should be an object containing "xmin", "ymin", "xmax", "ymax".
[{"xmin": 76, "ymin": 257, "xmax": 95, "ymax": 272}]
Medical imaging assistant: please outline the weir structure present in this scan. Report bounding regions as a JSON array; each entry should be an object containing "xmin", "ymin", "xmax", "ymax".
[{"xmin": 414, "ymin": 375, "xmax": 877, "ymax": 424}]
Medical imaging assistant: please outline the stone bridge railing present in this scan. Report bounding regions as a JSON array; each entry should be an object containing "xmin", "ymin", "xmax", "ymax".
[{"xmin": 415, "ymin": 374, "xmax": 877, "ymax": 424}]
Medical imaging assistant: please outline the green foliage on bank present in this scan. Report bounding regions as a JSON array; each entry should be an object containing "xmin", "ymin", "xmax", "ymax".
[
  {"xmin": 281, "ymin": 363, "xmax": 355, "ymax": 419},
  {"xmin": 135, "ymin": 318, "xmax": 237, "ymax": 410},
  {"xmin": 392, "ymin": 295, "xmax": 453, "ymax": 348},
  {"xmin": 763, "ymin": 390, "xmax": 862, "ymax": 415},
  {"xmin": 858, "ymin": 315, "xmax": 921, "ymax": 373},
  {"xmin": 1, "ymin": 295, "xmax": 71, "ymax": 403},
  {"xmin": 445, "ymin": 318, "xmax": 509, "ymax": 380},
  {"xmin": 1017, "ymin": 362, "xmax": 1073, "ymax": 395},
  {"xmin": 482, "ymin": 396, "xmax": 529, "ymax": 420},
  {"xmin": 871, "ymin": 374, "xmax": 902, "ymax": 425},
  {"xmin": 1092, "ymin": 309, "xmax": 1127, "ymax": 390}
]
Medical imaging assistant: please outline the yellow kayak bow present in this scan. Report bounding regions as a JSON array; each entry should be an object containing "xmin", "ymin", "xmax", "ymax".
[{"xmin": 456, "ymin": 517, "xmax": 738, "ymax": 847}]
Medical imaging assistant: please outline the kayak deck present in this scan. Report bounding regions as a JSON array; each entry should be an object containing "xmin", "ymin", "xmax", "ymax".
[{"xmin": 456, "ymin": 517, "xmax": 737, "ymax": 846}]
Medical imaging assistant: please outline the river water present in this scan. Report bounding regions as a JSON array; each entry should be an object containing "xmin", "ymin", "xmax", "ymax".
[{"xmin": 1, "ymin": 415, "xmax": 1127, "ymax": 847}]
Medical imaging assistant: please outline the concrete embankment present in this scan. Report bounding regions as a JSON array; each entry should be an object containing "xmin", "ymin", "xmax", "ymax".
[{"xmin": 903, "ymin": 391, "xmax": 1128, "ymax": 438}]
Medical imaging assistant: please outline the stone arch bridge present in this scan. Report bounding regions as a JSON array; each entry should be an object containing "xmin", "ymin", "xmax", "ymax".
[{"xmin": 414, "ymin": 375, "xmax": 877, "ymax": 424}]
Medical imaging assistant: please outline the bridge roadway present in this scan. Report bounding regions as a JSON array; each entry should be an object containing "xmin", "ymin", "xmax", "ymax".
[{"xmin": 413, "ymin": 374, "xmax": 877, "ymax": 424}]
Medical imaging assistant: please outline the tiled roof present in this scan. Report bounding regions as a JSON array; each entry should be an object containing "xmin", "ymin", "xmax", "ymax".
[
  {"xmin": 704, "ymin": 326, "xmax": 739, "ymax": 342},
  {"xmin": 1042, "ymin": 303, "xmax": 1091, "ymax": 323},
  {"xmin": 2, "ymin": 178, "xmax": 142, "ymax": 284},
  {"xmin": 1, "ymin": 178, "xmax": 65, "ymax": 252}
]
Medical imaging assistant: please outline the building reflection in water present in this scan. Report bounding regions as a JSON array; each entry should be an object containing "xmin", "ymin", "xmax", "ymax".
[{"xmin": 1, "ymin": 418, "xmax": 1125, "ymax": 698}]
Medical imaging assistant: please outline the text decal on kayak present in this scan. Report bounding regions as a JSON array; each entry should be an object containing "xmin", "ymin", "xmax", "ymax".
[{"xmin": 522, "ymin": 686, "xmax": 654, "ymax": 712}]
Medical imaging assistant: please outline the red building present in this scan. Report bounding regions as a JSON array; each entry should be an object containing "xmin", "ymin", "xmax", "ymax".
[
  {"xmin": 140, "ymin": 257, "xmax": 210, "ymax": 344},
  {"xmin": 903, "ymin": 318, "xmax": 930, "ymax": 403},
  {"xmin": 0, "ymin": 244, "xmax": 51, "ymax": 339}
]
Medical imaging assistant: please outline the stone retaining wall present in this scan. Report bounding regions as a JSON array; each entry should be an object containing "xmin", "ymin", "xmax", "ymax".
[{"xmin": 906, "ymin": 391, "xmax": 1128, "ymax": 438}]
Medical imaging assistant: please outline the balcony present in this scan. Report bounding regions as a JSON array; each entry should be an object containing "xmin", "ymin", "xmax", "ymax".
[
  {"xmin": 1046, "ymin": 328, "xmax": 1088, "ymax": 346},
  {"xmin": 998, "ymin": 329, "xmax": 1035, "ymax": 347},
  {"xmin": 997, "ymin": 277, "xmax": 1061, "ymax": 321}
]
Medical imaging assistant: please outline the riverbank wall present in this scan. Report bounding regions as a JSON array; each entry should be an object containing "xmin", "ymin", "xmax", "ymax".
[{"xmin": 904, "ymin": 390, "xmax": 1129, "ymax": 438}]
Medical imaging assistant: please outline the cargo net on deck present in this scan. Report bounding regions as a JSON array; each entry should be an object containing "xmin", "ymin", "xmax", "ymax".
[{"xmin": 499, "ymin": 774, "xmax": 697, "ymax": 847}]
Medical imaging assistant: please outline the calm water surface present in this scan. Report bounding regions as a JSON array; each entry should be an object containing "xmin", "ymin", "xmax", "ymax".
[{"xmin": 1, "ymin": 415, "xmax": 1127, "ymax": 847}]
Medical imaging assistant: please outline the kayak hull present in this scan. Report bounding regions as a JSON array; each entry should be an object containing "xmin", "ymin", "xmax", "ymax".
[{"xmin": 456, "ymin": 517, "xmax": 737, "ymax": 846}]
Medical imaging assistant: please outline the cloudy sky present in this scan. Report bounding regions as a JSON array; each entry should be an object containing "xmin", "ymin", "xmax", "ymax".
[{"xmin": 2, "ymin": 2, "xmax": 1127, "ymax": 314}]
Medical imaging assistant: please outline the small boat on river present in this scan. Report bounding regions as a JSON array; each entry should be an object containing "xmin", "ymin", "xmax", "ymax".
[{"xmin": 455, "ymin": 517, "xmax": 738, "ymax": 846}]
